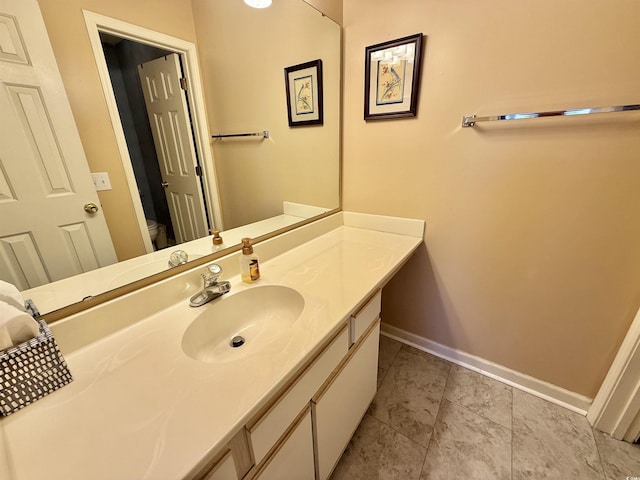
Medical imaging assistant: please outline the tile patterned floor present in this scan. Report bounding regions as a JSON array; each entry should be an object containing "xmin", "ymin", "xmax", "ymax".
[{"xmin": 331, "ymin": 335, "xmax": 640, "ymax": 480}]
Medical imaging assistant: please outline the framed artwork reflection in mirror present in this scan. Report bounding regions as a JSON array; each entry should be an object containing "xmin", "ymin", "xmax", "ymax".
[{"xmin": 285, "ymin": 59, "xmax": 323, "ymax": 127}]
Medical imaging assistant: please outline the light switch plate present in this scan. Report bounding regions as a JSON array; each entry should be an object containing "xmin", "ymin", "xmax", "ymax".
[{"xmin": 91, "ymin": 172, "xmax": 112, "ymax": 191}]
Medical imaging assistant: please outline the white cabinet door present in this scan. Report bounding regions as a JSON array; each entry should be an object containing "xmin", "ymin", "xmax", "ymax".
[
  {"xmin": 314, "ymin": 321, "xmax": 380, "ymax": 480},
  {"xmin": 255, "ymin": 409, "xmax": 315, "ymax": 480},
  {"xmin": 249, "ymin": 326, "xmax": 348, "ymax": 464},
  {"xmin": 202, "ymin": 450, "xmax": 237, "ymax": 480}
]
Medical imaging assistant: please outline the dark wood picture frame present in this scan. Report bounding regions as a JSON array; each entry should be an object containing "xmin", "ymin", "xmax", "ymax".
[
  {"xmin": 284, "ymin": 59, "xmax": 324, "ymax": 127},
  {"xmin": 364, "ymin": 33, "xmax": 424, "ymax": 120}
]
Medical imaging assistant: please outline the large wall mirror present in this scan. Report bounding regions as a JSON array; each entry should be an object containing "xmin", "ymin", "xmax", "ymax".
[{"xmin": 0, "ymin": 0, "xmax": 341, "ymax": 317}]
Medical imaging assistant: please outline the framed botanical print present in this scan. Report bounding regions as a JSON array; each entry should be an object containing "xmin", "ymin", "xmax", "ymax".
[{"xmin": 364, "ymin": 34, "xmax": 424, "ymax": 120}]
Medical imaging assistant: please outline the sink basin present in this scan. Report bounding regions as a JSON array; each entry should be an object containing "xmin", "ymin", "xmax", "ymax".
[{"xmin": 181, "ymin": 285, "xmax": 305, "ymax": 363}]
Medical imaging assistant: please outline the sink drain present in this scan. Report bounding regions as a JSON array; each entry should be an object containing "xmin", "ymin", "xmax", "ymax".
[{"xmin": 230, "ymin": 336, "xmax": 245, "ymax": 348}]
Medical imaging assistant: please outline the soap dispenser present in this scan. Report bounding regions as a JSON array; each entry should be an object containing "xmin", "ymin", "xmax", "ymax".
[
  {"xmin": 210, "ymin": 229, "xmax": 224, "ymax": 251},
  {"xmin": 240, "ymin": 237, "xmax": 260, "ymax": 283}
]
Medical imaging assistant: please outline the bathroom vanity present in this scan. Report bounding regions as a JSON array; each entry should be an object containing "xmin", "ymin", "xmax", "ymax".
[{"xmin": 0, "ymin": 212, "xmax": 423, "ymax": 480}]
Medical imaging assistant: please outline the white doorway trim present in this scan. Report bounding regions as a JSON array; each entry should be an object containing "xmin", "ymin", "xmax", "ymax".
[
  {"xmin": 82, "ymin": 10, "xmax": 223, "ymax": 253},
  {"xmin": 587, "ymin": 306, "xmax": 640, "ymax": 442}
]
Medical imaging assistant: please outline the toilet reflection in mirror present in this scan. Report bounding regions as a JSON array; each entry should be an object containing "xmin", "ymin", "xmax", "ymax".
[{"xmin": 146, "ymin": 219, "xmax": 167, "ymax": 250}]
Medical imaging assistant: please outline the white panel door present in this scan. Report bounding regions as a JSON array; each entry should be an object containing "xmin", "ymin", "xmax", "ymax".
[
  {"xmin": 0, "ymin": 0, "xmax": 117, "ymax": 291},
  {"xmin": 137, "ymin": 54, "xmax": 208, "ymax": 244}
]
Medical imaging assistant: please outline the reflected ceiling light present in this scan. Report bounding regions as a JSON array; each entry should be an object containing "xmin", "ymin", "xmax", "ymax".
[{"xmin": 244, "ymin": 0, "xmax": 272, "ymax": 8}]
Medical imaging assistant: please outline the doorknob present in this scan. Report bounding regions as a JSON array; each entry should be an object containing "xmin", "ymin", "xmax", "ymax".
[
  {"xmin": 161, "ymin": 181, "xmax": 169, "ymax": 189},
  {"xmin": 84, "ymin": 203, "xmax": 99, "ymax": 214}
]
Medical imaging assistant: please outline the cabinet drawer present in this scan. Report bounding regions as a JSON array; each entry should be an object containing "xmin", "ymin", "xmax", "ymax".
[
  {"xmin": 249, "ymin": 325, "xmax": 349, "ymax": 464},
  {"xmin": 314, "ymin": 320, "xmax": 380, "ymax": 480},
  {"xmin": 349, "ymin": 290, "xmax": 381, "ymax": 346},
  {"xmin": 254, "ymin": 408, "xmax": 315, "ymax": 480},
  {"xmin": 202, "ymin": 450, "xmax": 237, "ymax": 480}
]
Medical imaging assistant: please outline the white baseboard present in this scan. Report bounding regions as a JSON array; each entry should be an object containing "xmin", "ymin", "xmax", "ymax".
[{"xmin": 381, "ymin": 323, "xmax": 593, "ymax": 415}]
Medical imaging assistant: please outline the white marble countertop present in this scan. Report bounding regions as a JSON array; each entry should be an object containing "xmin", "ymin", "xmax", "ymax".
[{"xmin": 0, "ymin": 213, "xmax": 423, "ymax": 480}]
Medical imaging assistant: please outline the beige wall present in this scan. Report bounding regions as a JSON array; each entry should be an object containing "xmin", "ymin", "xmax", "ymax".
[
  {"xmin": 343, "ymin": 0, "xmax": 640, "ymax": 397},
  {"xmin": 191, "ymin": 0, "xmax": 340, "ymax": 229},
  {"xmin": 38, "ymin": 0, "xmax": 197, "ymax": 260},
  {"xmin": 305, "ymin": 0, "xmax": 342, "ymax": 25}
]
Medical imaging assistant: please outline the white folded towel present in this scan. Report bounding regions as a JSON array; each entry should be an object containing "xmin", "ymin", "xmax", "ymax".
[
  {"xmin": 0, "ymin": 327, "xmax": 12, "ymax": 353},
  {"xmin": 0, "ymin": 301, "xmax": 40, "ymax": 351},
  {"xmin": 0, "ymin": 280, "xmax": 26, "ymax": 312}
]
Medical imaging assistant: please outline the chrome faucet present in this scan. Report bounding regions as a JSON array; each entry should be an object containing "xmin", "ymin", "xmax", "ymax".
[
  {"xmin": 168, "ymin": 250, "xmax": 188, "ymax": 268},
  {"xmin": 189, "ymin": 263, "xmax": 231, "ymax": 307}
]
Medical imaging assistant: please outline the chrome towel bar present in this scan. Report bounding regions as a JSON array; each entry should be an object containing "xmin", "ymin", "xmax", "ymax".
[
  {"xmin": 462, "ymin": 103, "xmax": 640, "ymax": 128},
  {"xmin": 212, "ymin": 130, "xmax": 269, "ymax": 139}
]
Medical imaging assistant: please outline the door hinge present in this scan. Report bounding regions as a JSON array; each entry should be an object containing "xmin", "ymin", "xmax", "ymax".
[
  {"xmin": 195, "ymin": 165, "xmax": 202, "ymax": 176},
  {"xmin": 180, "ymin": 77, "xmax": 188, "ymax": 90}
]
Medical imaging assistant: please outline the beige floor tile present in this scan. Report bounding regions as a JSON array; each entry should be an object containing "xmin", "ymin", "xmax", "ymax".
[
  {"xmin": 377, "ymin": 334, "xmax": 402, "ymax": 388},
  {"xmin": 338, "ymin": 336, "xmax": 636, "ymax": 480},
  {"xmin": 444, "ymin": 364, "xmax": 512, "ymax": 429},
  {"xmin": 330, "ymin": 414, "xmax": 426, "ymax": 480},
  {"xmin": 593, "ymin": 429, "xmax": 640, "ymax": 480},
  {"xmin": 421, "ymin": 400, "xmax": 511, "ymax": 480},
  {"xmin": 369, "ymin": 345, "xmax": 450, "ymax": 447},
  {"xmin": 512, "ymin": 389, "xmax": 604, "ymax": 479}
]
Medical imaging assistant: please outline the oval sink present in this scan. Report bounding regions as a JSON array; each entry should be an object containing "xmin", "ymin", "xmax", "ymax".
[{"xmin": 181, "ymin": 285, "xmax": 305, "ymax": 363}]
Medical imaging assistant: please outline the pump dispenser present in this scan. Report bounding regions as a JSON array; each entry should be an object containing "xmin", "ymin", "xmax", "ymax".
[
  {"xmin": 240, "ymin": 237, "xmax": 260, "ymax": 283},
  {"xmin": 210, "ymin": 229, "xmax": 224, "ymax": 251}
]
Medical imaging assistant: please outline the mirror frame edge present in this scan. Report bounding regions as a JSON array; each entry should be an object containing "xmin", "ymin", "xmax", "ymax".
[{"xmin": 42, "ymin": 207, "xmax": 343, "ymax": 324}]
